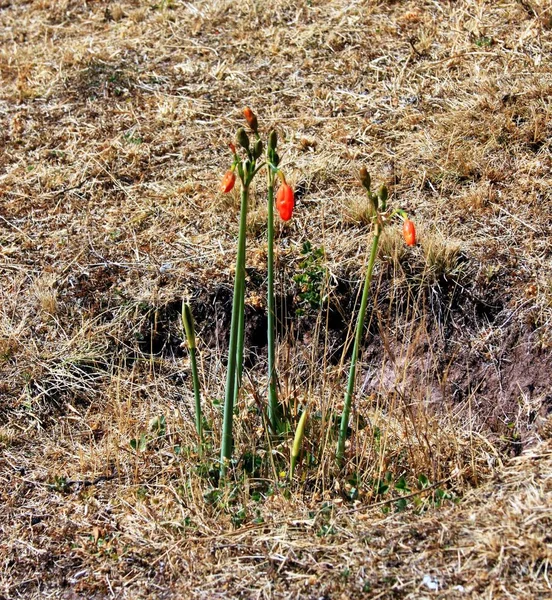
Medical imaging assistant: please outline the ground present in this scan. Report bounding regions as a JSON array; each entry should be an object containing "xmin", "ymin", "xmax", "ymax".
[{"xmin": 1, "ymin": 0, "xmax": 552, "ymax": 598}]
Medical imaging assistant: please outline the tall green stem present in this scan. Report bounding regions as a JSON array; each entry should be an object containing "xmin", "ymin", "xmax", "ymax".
[
  {"xmin": 336, "ymin": 226, "xmax": 381, "ymax": 465},
  {"xmin": 220, "ymin": 185, "xmax": 249, "ymax": 478},
  {"xmin": 234, "ymin": 250, "xmax": 246, "ymax": 407},
  {"xmin": 189, "ymin": 347, "xmax": 202, "ymax": 447},
  {"xmin": 266, "ymin": 171, "xmax": 280, "ymax": 433}
]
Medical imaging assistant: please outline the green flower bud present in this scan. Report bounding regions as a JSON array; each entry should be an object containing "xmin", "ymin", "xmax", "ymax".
[
  {"xmin": 378, "ymin": 184, "xmax": 388, "ymax": 208},
  {"xmin": 236, "ymin": 128, "xmax": 249, "ymax": 151},
  {"xmin": 181, "ymin": 303, "xmax": 196, "ymax": 350},
  {"xmin": 253, "ymin": 139, "xmax": 263, "ymax": 159},
  {"xmin": 268, "ymin": 130, "xmax": 278, "ymax": 151},
  {"xmin": 370, "ymin": 192, "xmax": 379, "ymax": 213}
]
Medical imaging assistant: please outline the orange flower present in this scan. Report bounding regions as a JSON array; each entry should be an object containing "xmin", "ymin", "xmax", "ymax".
[
  {"xmin": 402, "ymin": 219, "xmax": 416, "ymax": 246},
  {"xmin": 243, "ymin": 107, "xmax": 258, "ymax": 133},
  {"xmin": 276, "ymin": 182, "xmax": 294, "ymax": 221},
  {"xmin": 220, "ymin": 170, "xmax": 236, "ymax": 193}
]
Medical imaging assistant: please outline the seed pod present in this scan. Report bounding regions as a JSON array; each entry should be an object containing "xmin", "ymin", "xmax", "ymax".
[
  {"xmin": 276, "ymin": 182, "xmax": 294, "ymax": 221},
  {"xmin": 236, "ymin": 127, "xmax": 250, "ymax": 151},
  {"xmin": 359, "ymin": 167, "xmax": 371, "ymax": 191},
  {"xmin": 253, "ymin": 139, "xmax": 263, "ymax": 159},
  {"xmin": 220, "ymin": 170, "xmax": 236, "ymax": 193},
  {"xmin": 243, "ymin": 107, "xmax": 258, "ymax": 133},
  {"xmin": 403, "ymin": 219, "xmax": 416, "ymax": 246},
  {"xmin": 268, "ymin": 130, "xmax": 278, "ymax": 151}
]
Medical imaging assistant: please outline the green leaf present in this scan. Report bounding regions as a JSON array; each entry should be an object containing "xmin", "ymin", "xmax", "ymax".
[
  {"xmin": 395, "ymin": 498, "xmax": 408, "ymax": 511},
  {"xmin": 395, "ymin": 476, "xmax": 410, "ymax": 493},
  {"xmin": 417, "ymin": 473, "xmax": 430, "ymax": 489}
]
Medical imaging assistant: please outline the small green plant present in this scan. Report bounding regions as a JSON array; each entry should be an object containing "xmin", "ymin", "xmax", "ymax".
[
  {"xmin": 293, "ymin": 241, "xmax": 326, "ymax": 316},
  {"xmin": 317, "ymin": 523, "xmax": 336, "ymax": 537},
  {"xmin": 130, "ymin": 415, "xmax": 166, "ymax": 453},
  {"xmin": 474, "ymin": 35, "xmax": 492, "ymax": 47},
  {"xmin": 49, "ymin": 475, "xmax": 70, "ymax": 494},
  {"xmin": 149, "ymin": 415, "xmax": 166, "ymax": 437},
  {"xmin": 123, "ymin": 131, "xmax": 143, "ymax": 145},
  {"xmin": 231, "ymin": 507, "xmax": 247, "ymax": 527},
  {"xmin": 130, "ymin": 434, "xmax": 147, "ymax": 452}
]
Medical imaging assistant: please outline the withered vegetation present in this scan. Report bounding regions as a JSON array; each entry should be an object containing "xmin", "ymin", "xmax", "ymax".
[{"xmin": 1, "ymin": 1, "xmax": 552, "ymax": 598}]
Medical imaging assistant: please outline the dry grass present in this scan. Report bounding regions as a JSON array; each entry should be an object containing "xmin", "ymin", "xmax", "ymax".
[{"xmin": 1, "ymin": 0, "xmax": 552, "ymax": 598}]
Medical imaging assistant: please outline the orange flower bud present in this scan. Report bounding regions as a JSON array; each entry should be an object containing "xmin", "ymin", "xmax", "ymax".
[
  {"xmin": 276, "ymin": 182, "xmax": 294, "ymax": 221},
  {"xmin": 403, "ymin": 219, "xmax": 416, "ymax": 246},
  {"xmin": 229, "ymin": 142, "xmax": 236, "ymax": 154},
  {"xmin": 220, "ymin": 170, "xmax": 236, "ymax": 193},
  {"xmin": 243, "ymin": 107, "xmax": 258, "ymax": 133}
]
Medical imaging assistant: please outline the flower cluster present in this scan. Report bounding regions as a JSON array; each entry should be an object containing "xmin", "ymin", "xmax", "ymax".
[{"xmin": 220, "ymin": 107, "xmax": 295, "ymax": 222}]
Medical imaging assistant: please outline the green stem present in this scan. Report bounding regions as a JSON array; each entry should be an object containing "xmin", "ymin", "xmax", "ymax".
[
  {"xmin": 336, "ymin": 225, "xmax": 381, "ymax": 466},
  {"xmin": 234, "ymin": 275, "xmax": 245, "ymax": 405},
  {"xmin": 267, "ymin": 172, "xmax": 280, "ymax": 433},
  {"xmin": 220, "ymin": 185, "xmax": 249, "ymax": 478},
  {"xmin": 182, "ymin": 303, "xmax": 202, "ymax": 451},
  {"xmin": 189, "ymin": 346, "xmax": 203, "ymax": 450}
]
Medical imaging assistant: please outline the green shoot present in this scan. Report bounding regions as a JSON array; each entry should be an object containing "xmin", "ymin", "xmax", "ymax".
[{"xmin": 182, "ymin": 301, "xmax": 203, "ymax": 452}]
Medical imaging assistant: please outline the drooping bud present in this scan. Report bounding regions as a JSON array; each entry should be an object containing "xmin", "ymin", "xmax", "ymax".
[
  {"xmin": 253, "ymin": 139, "xmax": 263, "ymax": 159},
  {"xmin": 236, "ymin": 127, "xmax": 250, "ymax": 151},
  {"xmin": 359, "ymin": 167, "xmax": 371, "ymax": 191},
  {"xmin": 243, "ymin": 107, "xmax": 258, "ymax": 133},
  {"xmin": 220, "ymin": 170, "xmax": 236, "ymax": 193},
  {"xmin": 403, "ymin": 219, "xmax": 417, "ymax": 246},
  {"xmin": 275, "ymin": 182, "xmax": 294, "ymax": 221}
]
